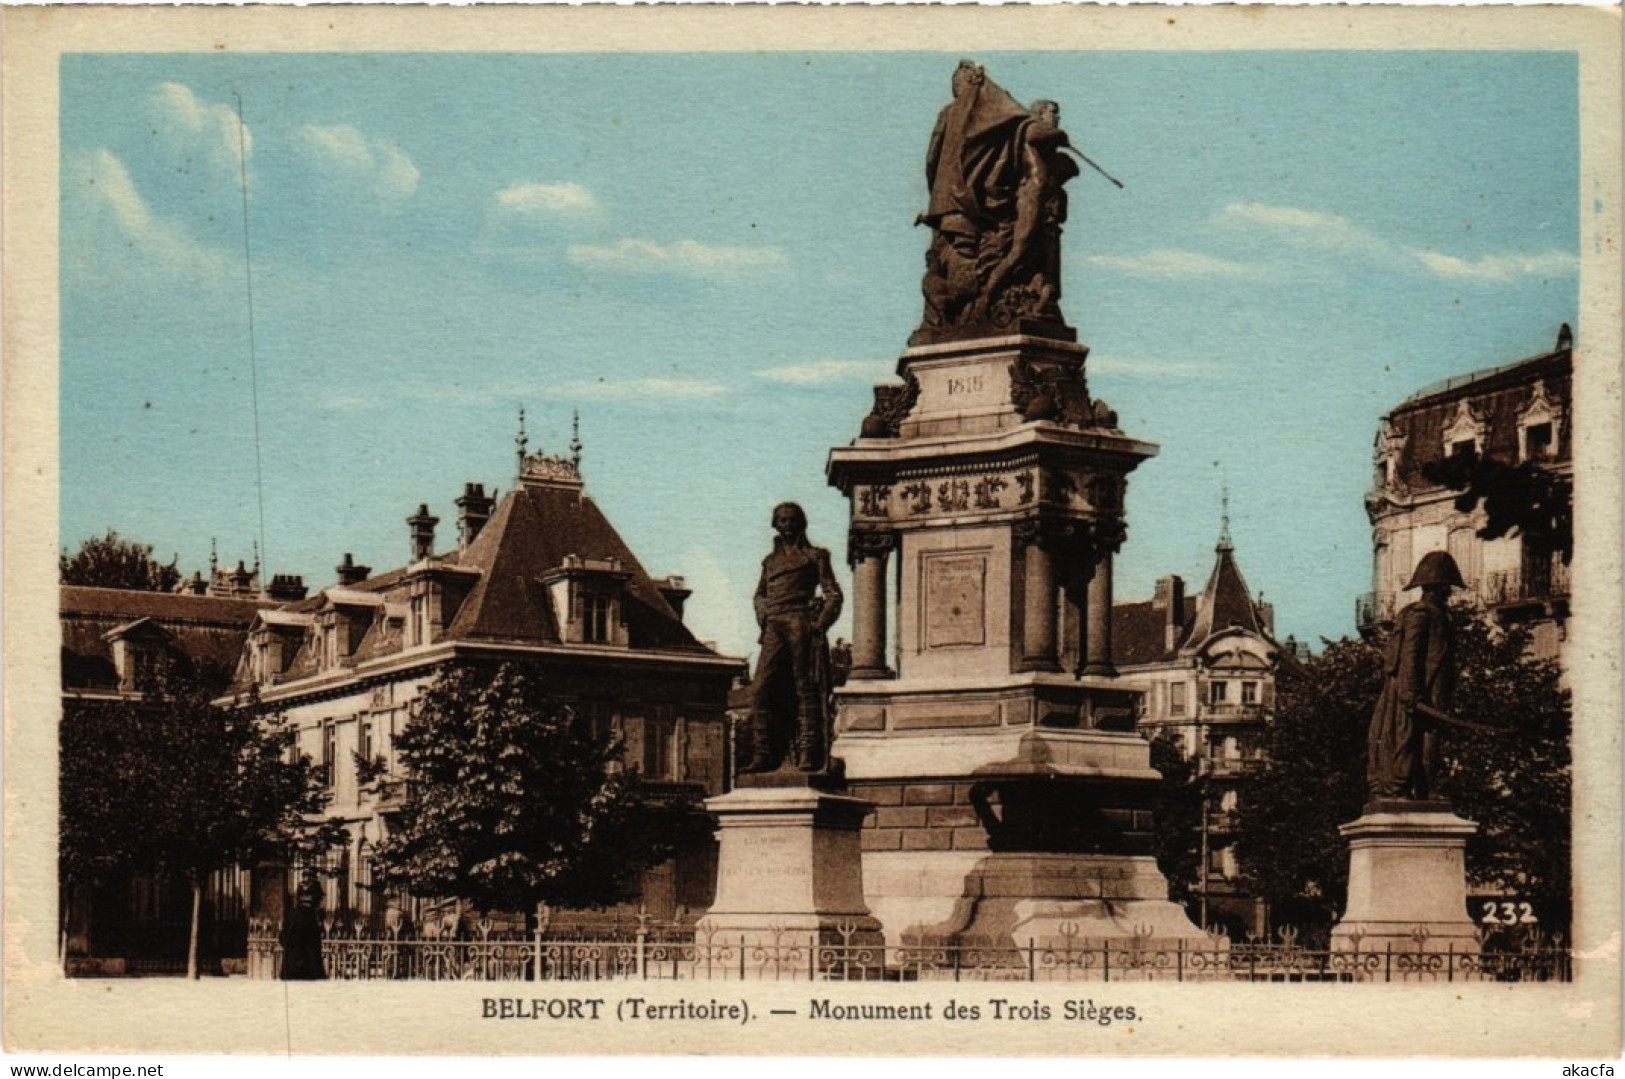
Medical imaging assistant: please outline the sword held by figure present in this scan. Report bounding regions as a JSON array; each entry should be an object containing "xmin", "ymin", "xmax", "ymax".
[{"xmin": 1062, "ymin": 144, "xmax": 1126, "ymax": 189}]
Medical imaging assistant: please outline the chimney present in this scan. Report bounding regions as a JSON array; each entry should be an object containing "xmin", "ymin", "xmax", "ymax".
[
  {"xmin": 178, "ymin": 571, "xmax": 209, "ymax": 595},
  {"xmin": 335, "ymin": 552, "xmax": 371, "ymax": 587},
  {"xmin": 456, "ymin": 482, "xmax": 495, "ymax": 547},
  {"xmin": 1152, "ymin": 574, "xmax": 1185, "ymax": 651},
  {"xmin": 407, "ymin": 504, "xmax": 439, "ymax": 563},
  {"xmin": 266, "ymin": 574, "xmax": 308, "ymax": 602},
  {"xmin": 229, "ymin": 560, "xmax": 255, "ymax": 597},
  {"xmin": 657, "ymin": 574, "xmax": 692, "ymax": 621}
]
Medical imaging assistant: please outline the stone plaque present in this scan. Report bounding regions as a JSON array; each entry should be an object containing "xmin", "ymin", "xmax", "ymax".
[{"xmin": 924, "ymin": 553, "xmax": 987, "ymax": 648}]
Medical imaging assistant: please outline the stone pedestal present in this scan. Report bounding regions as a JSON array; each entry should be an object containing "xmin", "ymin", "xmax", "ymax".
[
  {"xmin": 701, "ymin": 785, "xmax": 883, "ymax": 948},
  {"xmin": 1331, "ymin": 804, "xmax": 1480, "ymax": 953},
  {"xmin": 826, "ymin": 332, "xmax": 1204, "ymax": 952}
]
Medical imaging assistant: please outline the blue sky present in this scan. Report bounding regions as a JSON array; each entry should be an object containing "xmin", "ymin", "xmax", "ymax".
[{"xmin": 59, "ymin": 51, "xmax": 1579, "ymax": 659}]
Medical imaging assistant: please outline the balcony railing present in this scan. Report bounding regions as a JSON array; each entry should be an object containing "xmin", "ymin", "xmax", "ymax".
[
  {"xmin": 1356, "ymin": 591, "xmax": 1396, "ymax": 633},
  {"xmin": 1202, "ymin": 702, "xmax": 1268, "ymax": 724},
  {"xmin": 1480, "ymin": 562, "xmax": 1571, "ymax": 608}
]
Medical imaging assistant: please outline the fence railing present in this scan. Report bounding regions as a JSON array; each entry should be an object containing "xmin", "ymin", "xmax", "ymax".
[{"xmin": 246, "ymin": 919, "xmax": 1571, "ymax": 984}]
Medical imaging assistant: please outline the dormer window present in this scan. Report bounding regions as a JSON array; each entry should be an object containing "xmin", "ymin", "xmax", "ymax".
[
  {"xmin": 1518, "ymin": 381, "xmax": 1562, "ymax": 464},
  {"xmin": 103, "ymin": 618, "xmax": 170, "ymax": 693},
  {"xmin": 542, "ymin": 556, "xmax": 632, "ymax": 647},
  {"xmin": 402, "ymin": 566, "xmax": 479, "ymax": 649},
  {"xmin": 1441, "ymin": 398, "xmax": 1486, "ymax": 462}
]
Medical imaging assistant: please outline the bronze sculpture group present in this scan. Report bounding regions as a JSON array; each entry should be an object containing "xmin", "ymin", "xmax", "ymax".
[{"xmin": 914, "ymin": 60, "xmax": 1084, "ymax": 343}]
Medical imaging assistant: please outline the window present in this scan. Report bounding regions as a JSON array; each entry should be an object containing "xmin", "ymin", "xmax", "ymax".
[
  {"xmin": 583, "ymin": 592, "xmax": 614, "ymax": 644},
  {"xmin": 642, "ymin": 716, "xmax": 675, "ymax": 780},
  {"xmin": 1450, "ymin": 439, "xmax": 1477, "ymax": 460},
  {"xmin": 1241, "ymin": 681, "xmax": 1258, "ymax": 705},
  {"xmin": 1209, "ymin": 681, "xmax": 1228, "ymax": 706},
  {"xmin": 359, "ymin": 719, "xmax": 374, "ymax": 765},
  {"xmin": 1207, "ymin": 849, "xmax": 1226, "ymax": 876},
  {"xmin": 1524, "ymin": 422, "xmax": 1553, "ymax": 461},
  {"xmin": 322, "ymin": 722, "xmax": 337, "ymax": 789},
  {"xmin": 1169, "ymin": 682, "xmax": 1187, "ymax": 716}
]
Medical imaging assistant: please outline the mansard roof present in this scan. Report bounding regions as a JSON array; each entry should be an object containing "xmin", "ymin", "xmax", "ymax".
[
  {"xmin": 61, "ymin": 586, "xmax": 268, "ymax": 691},
  {"xmin": 440, "ymin": 481, "xmax": 703, "ymax": 650},
  {"xmin": 1383, "ymin": 339, "xmax": 1572, "ymax": 491}
]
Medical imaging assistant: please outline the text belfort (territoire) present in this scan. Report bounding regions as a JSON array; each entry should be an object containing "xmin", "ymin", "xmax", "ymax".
[{"xmin": 481, "ymin": 998, "xmax": 1142, "ymax": 1027}]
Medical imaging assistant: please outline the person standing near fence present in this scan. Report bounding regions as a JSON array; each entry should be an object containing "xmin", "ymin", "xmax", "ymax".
[{"xmin": 279, "ymin": 872, "xmax": 327, "ymax": 980}]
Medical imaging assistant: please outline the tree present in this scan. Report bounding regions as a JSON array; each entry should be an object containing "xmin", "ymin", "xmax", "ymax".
[
  {"xmin": 60, "ymin": 666, "xmax": 342, "ymax": 977},
  {"xmin": 1232, "ymin": 639, "xmax": 1376, "ymax": 938},
  {"xmin": 371, "ymin": 662, "xmax": 704, "ymax": 925},
  {"xmin": 1234, "ymin": 610, "xmax": 1571, "ymax": 941},
  {"xmin": 1421, "ymin": 455, "xmax": 1572, "ymax": 564},
  {"xmin": 61, "ymin": 530, "xmax": 182, "ymax": 592},
  {"xmin": 1148, "ymin": 734, "xmax": 1203, "ymax": 912}
]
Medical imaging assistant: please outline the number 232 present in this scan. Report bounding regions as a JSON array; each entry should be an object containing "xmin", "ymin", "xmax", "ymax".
[{"xmin": 1480, "ymin": 901, "xmax": 1537, "ymax": 925}]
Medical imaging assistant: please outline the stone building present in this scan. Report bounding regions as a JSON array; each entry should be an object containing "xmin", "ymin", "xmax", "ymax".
[
  {"xmin": 236, "ymin": 445, "xmax": 742, "ymax": 932},
  {"xmin": 1361, "ymin": 327, "xmax": 1572, "ymax": 660},
  {"xmin": 1115, "ymin": 521, "xmax": 1281, "ymax": 937},
  {"xmin": 61, "ymin": 442, "xmax": 741, "ymax": 971},
  {"xmin": 60, "ymin": 581, "xmax": 276, "ymax": 973}
]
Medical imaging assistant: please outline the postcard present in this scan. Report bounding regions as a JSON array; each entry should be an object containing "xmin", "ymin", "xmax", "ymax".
[{"xmin": 4, "ymin": 4, "xmax": 1620, "ymax": 1059}]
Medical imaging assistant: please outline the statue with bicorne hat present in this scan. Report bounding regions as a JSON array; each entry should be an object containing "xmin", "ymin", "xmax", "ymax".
[{"xmin": 1366, "ymin": 550, "xmax": 1465, "ymax": 804}]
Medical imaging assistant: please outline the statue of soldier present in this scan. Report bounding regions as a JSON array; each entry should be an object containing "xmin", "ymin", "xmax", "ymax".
[
  {"xmin": 1367, "ymin": 551, "xmax": 1464, "ymax": 803},
  {"xmin": 744, "ymin": 503, "xmax": 843, "ymax": 775}
]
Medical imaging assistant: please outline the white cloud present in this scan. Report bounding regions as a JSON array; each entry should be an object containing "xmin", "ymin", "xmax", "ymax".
[
  {"xmin": 1415, "ymin": 249, "xmax": 1579, "ymax": 283},
  {"xmin": 1087, "ymin": 249, "xmax": 1259, "ymax": 280},
  {"xmin": 565, "ymin": 239, "xmax": 785, "ymax": 278},
  {"xmin": 1214, "ymin": 201, "xmax": 1577, "ymax": 287},
  {"xmin": 494, "ymin": 182, "xmax": 599, "ymax": 217},
  {"xmin": 66, "ymin": 149, "xmax": 229, "ymax": 278},
  {"xmin": 1212, "ymin": 201, "xmax": 1391, "ymax": 256},
  {"xmin": 295, "ymin": 124, "xmax": 420, "ymax": 208},
  {"xmin": 1088, "ymin": 356, "xmax": 1226, "ymax": 379},
  {"xmin": 753, "ymin": 359, "xmax": 891, "ymax": 386},
  {"xmin": 150, "ymin": 82, "xmax": 249, "ymax": 174},
  {"xmin": 546, "ymin": 376, "xmax": 729, "ymax": 401}
]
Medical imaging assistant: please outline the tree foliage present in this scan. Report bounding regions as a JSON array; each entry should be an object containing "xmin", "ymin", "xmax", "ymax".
[
  {"xmin": 1235, "ymin": 609, "xmax": 1571, "ymax": 935},
  {"xmin": 60, "ymin": 665, "xmax": 341, "ymax": 975},
  {"xmin": 1422, "ymin": 455, "xmax": 1572, "ymax": 564},
  {"xmin": 371, "ymin": 662, "xmax": 704, "ymax": 920},
  {"xmin": 1148, "ymin": 734, "xmax": 1203, "ymax": 910},
  {"xmin": 60, "ymin": 530, "xmax": 182, "ymax": 592}
]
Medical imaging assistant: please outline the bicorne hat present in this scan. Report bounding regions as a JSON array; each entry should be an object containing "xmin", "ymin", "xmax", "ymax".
[{"xmin": 1405, "ymin": 551, "xmax": 1466, "ymax": 590}]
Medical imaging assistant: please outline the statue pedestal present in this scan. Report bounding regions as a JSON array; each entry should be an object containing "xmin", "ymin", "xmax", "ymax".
[
  {"xmin": 700, "ymin": 786, "xmax": 883, "ymax": 951},
  {"xmin": 945, "ymin": 852, "xmax": 1215, "ymax": 950},
  {"xmin": 1331, "ymin": 803, "xmax": 1480, "ymax": 953}
]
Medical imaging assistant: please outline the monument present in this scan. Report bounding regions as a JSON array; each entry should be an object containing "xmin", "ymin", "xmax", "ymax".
[
  {"xmin": 825, "ymin": 62, "xmax": 1206, "ymax": 950},
  {"xmin": 1331, "ymin": 551, "xmax": 1481, "ymax": 953},
  {"xmin": 699, "ymin": 504, "xmax": 883, "ymax": 951}
]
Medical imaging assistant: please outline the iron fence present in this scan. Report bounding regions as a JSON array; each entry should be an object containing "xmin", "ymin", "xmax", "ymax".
[{"xmin": 246, "ymin": 918, "xmax": 1571, "ymax": 984}]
